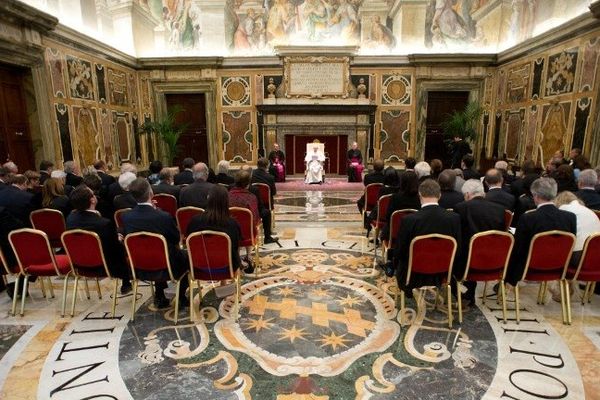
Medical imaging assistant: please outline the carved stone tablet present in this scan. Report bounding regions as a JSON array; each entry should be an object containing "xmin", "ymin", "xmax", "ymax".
[{"xmin": 284, "ymin": 56, "xmax": 350, "ymax": 99}]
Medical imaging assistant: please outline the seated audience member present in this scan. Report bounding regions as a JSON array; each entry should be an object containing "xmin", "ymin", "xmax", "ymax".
[
  {"xmin": 242, "ymin": 165, "xmax": 277, "ymax": 244},
  {"xmin": 347, "ymin": 142, "xmax": 364, "ymax": 182},
  {"xmin": 513, "ymin": 174, "xmax": 537, "ymax": 226},
  {"xmin": 553, "ymin": 164, "xmax": 577, "ymax": 193},
  {"xmin": 93, "ymin": 159, "xmax": 116, "ymax": 189},
  {"xmin": 24, "ymin": 170, "xmax": 42, "ymax": 207},
  {"xmin": 414, "ymin": 161, "xmax": 431, "ymax": 182},
  {"xmin": 0, "ymin": 174, "xmax": 36, "ymax": 226},
  {"xmin": 430, "ymin": 159, "xmax": 443, "ymax": 180},
  {"xmin": 392, "ymin": 179, "xmax": 461, "ymax": 293},
  {"xmin": 268, "ymin": 143, "xmax": 286, "ymax": 182},
  {"xmin": 572, "ymin": 155, "xmax": 590, "ymax": 181},
  {"xmin": 506, "ymin": 178, "xmax": 577, "ymax": 286},
  {"xmin": 186, "ymin": 185, "xmax": 247, "ymax": 273},
  {"xmin": 229, "ymin": 170, "xmax": 261, "ymax": 266},
  {"xmin": 568, "ymin": 148, "xmax": 582, "ymax": 166},
  {"xmin": 113, "ymin": 172, "xmax": 137, "ymax": 210},
  {"xmin": 147, "ymin": 160, "xmax": 163, "ymax": 185},
  {"xmin": 83, "ymin": 173, "xmax": 113, "ymax": 219},
  {"xmin": 595, "ymin": 167, "xmax": 600, "ymax": 193},
  {"xmin": 39, "ymin": 160, "xmax": 54, "ymax": 185},
  {"xmin": 0, "ymin": 167, "xmax": 11, "ymax": 190},
  {"xmin": 383, "ymin": 171, "xmax": 421, "ymax": 244},
  {"xmin": 42, "ymin": 177, "xmax": 71, "ymax": 218},
  {"xmin": 357, "ymin": 159, "xmax": 386, "ymax": 213},
  {"xmin": 461, "ymin": 155, "xmax": 480, "ymax": 181},
  {"xmin": 453, "ymin": 179, "xmax": 506, "ymax": 304},
  {"xmin": 179, "ymin": 162, "xmax": 214, "ymax": 209},
  {"xmin": 553, "ymin": 150, "xmax": 568, "ymax": 165},
  {"xmin": 153, "ymin": 168, "xmax": 181, "ymax": 201},
  {"xmin": 174, "ymin": 157, "xmax": 195, "ymax": 185},
  {"xmin": 0, "ymin": 204, "xmax": 25, "ymax": 298},
  {"xmin": 576, "ymin": 169, "xmax": 600, "ymax": 210},
  {"xmin": 366, "ymin": 167, "xmax": 400, "ymax": 233},
  {"xmin": 494, "ymin": 160, "xmax": 514, "ymax": 186},
  {"xmin": 3, "ymin": 161, "xmax": 18, "ymax": 175},
  {"xmin": 64, "ymin": 161, "xmax": 83, "ymax": 187},
  {"xmin": 404, "ymin": 157, "xmax": 416, "ymax": 173},
  {"xmin": 122, "ymin": 178, "xmax": 189, "ymax": 309},
  {"xmin": 108, "ymin": 162, "xmax": 137, "ymax": 202},
  {"xmin": 511, "ymin": 160, "xmax": 538, "ymax": 198},
  {"xmin": 484, "ymin": 169, "xmax": 515, "ymax": 211},
  {"xmin": 216, "ymin": 160, "xmax": 234, "ymax": 186},
  {"xmin": 252, "ymin": 158, "xmax": 277, "ymax": 205},
  {"xmin": 438, "ymin": 169, "xmax": 464, "ymax": 210},
  {"xmin": 67, "ymin": 185, "xmax": 131, "ymax": 294},
  {"xmin": 452, "ymin": 169, "xmax": 466, "ymax": 192}
]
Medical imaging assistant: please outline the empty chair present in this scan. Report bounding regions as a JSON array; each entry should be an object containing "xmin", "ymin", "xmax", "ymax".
[
  {"xmin": 153, "ymin": 193, "xmax": 177, "ymax": 218},
  {"xmin": 229, "ymin": 207, "xmax": 260, "ymax": 272},
  {"xmin": 362, "ymin": 183, "xmax": 383, "ymax": 227},
  {"xmin": 30, "ymin": 208, "xmax": 66, "ymax": 249},
  {"xmin": 565, "ymin": 233, "xmax": 600, "ymax": 316},
  {"xmin": 8, "ymin": 228, "xmax": 71, "ymax": 316},
  {"xmin": 456, "ymin": 230, "xmax": 514, "ymax": 323},
  {"xmin": 370, "ymin": 194, "xmax": 393, "ymax": 259},
  {"xmin": 186, "ymin": 231, "xmax": 241, "ymax": 321},
  {"xmin": 176, "ymin": 207, "xmax": 204, "ymax": 247}
]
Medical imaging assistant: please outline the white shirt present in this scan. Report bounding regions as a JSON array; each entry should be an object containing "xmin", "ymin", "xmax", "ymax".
[
  {"xmin": 559, "ymin": 200, "xmax": 600, "ymax": 251},
  {"xmin": 421, "ymin": 202, "xmax": 439, "ymax": 208}
]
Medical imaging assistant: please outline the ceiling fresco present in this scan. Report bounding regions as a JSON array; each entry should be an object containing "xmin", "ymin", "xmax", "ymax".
[{"xmin": 20, "ymin": 0, "xmax": 593, "ymax": 57}]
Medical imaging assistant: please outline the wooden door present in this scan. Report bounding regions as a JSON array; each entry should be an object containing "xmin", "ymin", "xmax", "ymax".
[
  {"xmin": 0, "ymin": 66, "xmax": 34, "ymax": 171},
  {"xmin": 165, "ymin": 93, "xmax": 207, "ymax": 167}
]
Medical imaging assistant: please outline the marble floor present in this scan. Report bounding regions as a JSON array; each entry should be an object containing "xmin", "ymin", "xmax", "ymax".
[{"xmin": 1, "ymin": 190, "xmax": 599, "ymax": 399}]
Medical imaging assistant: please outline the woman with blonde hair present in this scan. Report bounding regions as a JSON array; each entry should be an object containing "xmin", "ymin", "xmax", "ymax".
[{"xmin": 42, "ymin": 177, "xmax": 71, "ymax": 217}]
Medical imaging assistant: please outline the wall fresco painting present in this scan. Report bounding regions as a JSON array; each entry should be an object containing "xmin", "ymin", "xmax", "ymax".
[
  {"xmin": 46, "ymin": 48, "xmax": 66, "ymax": 98},
  {"xmin": 540, "ymin": 102, "xmax": 570, "ymax": 165},
  {"xmin": 66, "ymin": 55, "xmax": 94, "ymax": 100},
  {"xmin": 73, "ymin": 106, "xmax": 100, "ymax": 167},
  {"xmin": 222, "ymin": 111, "xmax": 252, "ymax": 162},
  {"xmin": 148, "ymin": 0, "xmax": 202, "ymax": 51},
  {"xmin": 424, "ymin": 0, "xmax": 478, "ymax": 49},
  {"xmin": 380, "ymin": 110, "xmax": 409, "ymax": 162}
]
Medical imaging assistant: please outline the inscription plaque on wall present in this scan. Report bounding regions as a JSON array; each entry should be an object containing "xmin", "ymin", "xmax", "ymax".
[{"xmin": 284, "ymin": 57, "xmax": 350, "ymax": 98}]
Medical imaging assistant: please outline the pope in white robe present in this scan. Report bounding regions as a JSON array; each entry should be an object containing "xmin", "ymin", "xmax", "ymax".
[{"xmin": 305, "ymin": 146, "xmax": 325, "ymax": 184}]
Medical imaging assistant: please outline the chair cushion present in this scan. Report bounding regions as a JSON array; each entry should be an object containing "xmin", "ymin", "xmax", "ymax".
[
  {"xmin": 192, "ymin": 266, "xmax": 233, "ymax": 281},
  {"xmin": 566, "ymin": 268, "xmax": 600, "ymax": 281},
  {"xmin": 26, "ymin": 254, "xmax": 70, "ymax": 276}
]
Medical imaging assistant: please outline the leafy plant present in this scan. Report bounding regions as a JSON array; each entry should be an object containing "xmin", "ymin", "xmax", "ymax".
[
  {"xmin": 440, "ymin": 101, "xmax": 483, "ymax": 142},
  {"xmin": 138, "ymin": 105, "xmax": 188, "ymax": 165}
]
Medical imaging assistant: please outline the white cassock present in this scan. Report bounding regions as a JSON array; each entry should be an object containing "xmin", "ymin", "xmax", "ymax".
[{"xmin": 305, "ymin": 150, "xmax": 325, "ymax": 184}]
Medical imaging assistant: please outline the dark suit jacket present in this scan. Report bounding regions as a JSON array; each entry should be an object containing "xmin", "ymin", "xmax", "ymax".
[
  {"xmin": 174, "ymin": 169, "xmax": 194, "ymax": 186},
  {"xmin": 187, "ymin": 215, "xmax": 242, "ymax": 270},
  {"xmin": 0, "ymin": 186, "xmax": 36, "ymax": 226},
  {"xmin": 485, "ymin": 187, "xmax": 516, "ymax": 211},
  {"xmin": 65, "ymin": 173, "xmax": 83, "ymax": 187},
  {"xmin": 113, "ymin": 193, "xmax": 137, "ymax": 210},
  {"xmin": 462, "ymin": 168, "xmax": 480, "ymax": 181},
  {"xmin": 97, "ymin": 171, "xmax": 116, "ymax": 188},
  {"xmin": 510, "ymin": 173, "xmax": 538, "ymax": 198},
  {"xmin": 364, "ymin": 171, "xmax": 385, "ymax": 186},
  {"xmin": 507, "ymin": 204, "xmax": 577, "ymax": 285},
  {"xmin": 122, "ymin": 204, "xmax": 187, "ymax": 276},
  {"xmin": 107, "ymin": 181, "xmax": 123, "ymax": 203},
  {"xmin": 439, "ymin": 190, "xmax": 464, "ymax": 210},
  {"xmin": 153, "ymin": 182, "xmax": 181, "ymax": 201},
  {"xmin": 393, "ymin": 205, "xmax": 461, "ymax": 291},
  {"xmin": 39, "ymin": 171, "xmax": 50, "ymax": 185},
  {"xmin": 251, "ymin": 168, "xmax": 277, "ymax": 198},
  {"xmin": 216, "ymin": 173, "xmax": 234, "ymax": 186},
  {"xmin": 179, "ymin": 180, "xmax": 214, "ymax": 209},
  {"xmin": 0, "ymin": 206, "xmax": 25, "ymax": 269},
  {"xmin": 576, "ymin": 189, "xmax": 600, "ymax": 210},
  {"xmin": 49, "ymin": 195, "xmax": 72, "ymax": 218},
  {"xmin": 66, "ymin": 210, "xmax": 128, "ymax": 279}
]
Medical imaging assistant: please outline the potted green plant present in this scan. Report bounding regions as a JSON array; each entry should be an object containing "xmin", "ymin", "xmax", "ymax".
[
  {"xmin": 139, "ymin": 106, "xmax": 188, "ymax": 165},
  {"xmin": 440, "ymin": 101, "xmax": 483, "ymax": 142}
]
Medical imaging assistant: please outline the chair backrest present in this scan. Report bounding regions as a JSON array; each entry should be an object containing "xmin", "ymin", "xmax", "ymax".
[
  {"xmin": 504, "ymin": 210, "xmax": 514, "ymax": 231},
  {"xmin": 187, "ymin": 231, "xmax": 235, "ymax": 281},
  {"xmin": 252, "ymin": 183, "xmax": 272, "ymax": 210},
  {"xmin": 364, "ymin": 183, "xmax": 383, "ymax": 212},
  {"xmin": 463, "ymin": 230, "xmax": 514, "ymax": 281},
  {"xmin": 9, "ymin": 228, "xmax": 60, "ymax": 276},
  {"xmin": 0, "ymin": 246, "xmax": 18, "ymax": 275},
  {"xmin": 229, "ymin": 207, "xmax": 255, "ymax": 244},
  {"xmin": 61, "ymin": 230, "xmax": 110, "ymax": 278},
  {"xmin": 153, "ymin": 194, "xmax": 177, "ymax": 218},
  {"xmin": 176, "ymin": 207, "xmax": 204, "ymax": 243},
  {"xmin": 569, "ymin": 233, "xmax": 600, "ymax": 281},
  {"xmin": 387, "ymin": 209, "xmax": 418, "ymax": 245},
  {"xmin": 30, "ymin": 208, "xmax": 66, "ymax": 248},
  {"xmin": 375, "ymin": 194, "xmax": 393, "ymax": 225},
  {"xmin": 124, "ymin": 232, "xmax": 174, "ymax": 281},
  {"xmin": 523, "ymin": 231, "xmax": 575, "ymax": 281},
  {"xmin": 114, "ymin": 208, "xmax": 131, "ymax": 230},
  {"xmin": 407, "ymin": 234, "xmax": 457, "ymax": 285}
]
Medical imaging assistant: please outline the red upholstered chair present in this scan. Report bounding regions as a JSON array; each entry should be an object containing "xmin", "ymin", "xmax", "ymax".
[
  {"xmin": 124, "ymin": 232, "xmax": 188, "ymax": 324},
  {"xmin": 363, "ymin": 183, "xmax": 383, "ymax": 227},
  {"xmin": 382, "ymin": 209, "xmax": 418, "ymax": 263},
  {"xmin": 61, "ymin": 230, "xmax": 119, "ymax": 317},
  {"xmin": 186, "ymin": 231, "xmax": 241, "ymax": 321},
  {"xmin": 252, "ymin": 183, "xmax": 273, "ymax": 211},
  {"xmin": 566, "ymin": 233, "xmax": 600, "ymax": 315},
  {"xmin": 504, "ymin": 210, "xmax": 514, "ymax": 231},
  {"xmin": 457, "ymin": 230, "xmax": 514, "ymax": 323},
  {"xmin": 515, "ymin": 231, "xmax": 575, "ymax": 324},
  {"xmin": 30, "ymin": 208, "xmax": 66, "ymax": 249},
  {"xmin": 0, "ymin": 246, "xmax": 22, "ymax": 317},
  {"xmin": 153, "ymin": 194, "xmax": 177, "ymax": 218},
  {"xmin": 176, "ymin": 207, "xmax": 204, "ymax": 247},
  {"xmin": 370, "ymin": 194, "xmax": 393, "ymax": 259},
  {"xmin": 8, "ymin": 228, "xmax": 71, "ymax": 316},
  {"xmin": 229, "ymin": 207, "xmax": 260, "ymax": 272},
  {"xmin": 400, "ymin": 234, "xmax": 457, "ymax": 329},
  {"xmin": 114, "ymin": 208, "xmax": 131, "ymax": 231}
]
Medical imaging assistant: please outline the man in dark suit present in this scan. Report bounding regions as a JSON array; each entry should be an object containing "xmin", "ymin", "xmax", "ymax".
[
  {"xmin": 179, "ymin": 162, "xmax": 214, "ymax": 209},
  {"xmin": 39, "ymin": 160, "xmax": 54, "ymax": 185},
  {"xmin": 576, "ymin": 169, "xmax": 600, "ymax": 210},
  {"xmin": 450, "ymin": 136, "xmax": 472, "ymax": 169},
  {"xmin": 174, "ymin": 157, "xmax": 195, "ymax": 186},
  {"xmin": 510, "ymin": 160, "xmax": 538, "ymax": 198},
  {"xmin": 453, "ymin": 179, "xmax": 506, "ymax": 304},
  {"xmin": 107, "ymin": 162, "xmax": 137, "ymax": 203},
  {"xmin": 64, "ymin": 161, "xmax": 83, "ymax": 187},
  {"xmin": 506, "ymin": 177, "xmax": 577, "ymax": 286},
  {"xmin": 438, "ymin": 169, "xmax": 464, "ymax": 209},
  {"xmin": 67, "ymin": 185, "xmax": 131, "ymax": 293},
  {"xmin": 0, "ymin": 174, "xmax": 36, "ymax": 226},
  {"xmin": 0, "ymin": 167, "xmax": 10, "ymax": 191},
  {"xmin": 393, "ymin": 179, "xmax": 461, "ymax": 295},
  {"xmin": 93, "ymin": 159, "xmax": 116, "ymax": 188},
  {"xmin": 485, "ymin": 169, "xmax": 515, "ymax": 211},
  {"xmin": 357, "ymin": 159, "xmax": 386, "ymax": 213},
  {"xmin": 243, "ymin": 164, "xmax": 277, "ymax": 244},
  {"xmin": 113, "ymin": 172, "xmax": 138, "ymax": 210},
  {"xmin": 122, "ymin": 178, "xmax": 189, "ymax": 309},
  {"xmin": 461, "ymin": 155, "xmax": 480, "ymax": 181},
  {"xmin": 153, "ymin": 168, "xmax": 181, "ymax": 201},
  {"xmin": 251, "ymin": 158, "xmax": 277, "ymax": 204}
]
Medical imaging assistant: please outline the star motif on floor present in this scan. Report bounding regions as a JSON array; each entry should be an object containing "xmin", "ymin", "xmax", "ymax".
[
  {"xmin": 318, "ymin": 331, "xmax": 351, "ymax": 351},
  {"xmin": 277, "ymin": 325, "xmax": 308, "ymax": 343},
  {"xmin": 336, "ymin": 294, "xmax": 364, "ymax": 308},
  {"xmin": 242, "ymin": 316, "xmax": 274, "ymax": 333},
  {"xmin": 310, "ymin": 287, "xmax": 331, "ymax": 298},
  {"xmin": 274, "ymin": 286, "xmax": 299, "ymax": 297}
]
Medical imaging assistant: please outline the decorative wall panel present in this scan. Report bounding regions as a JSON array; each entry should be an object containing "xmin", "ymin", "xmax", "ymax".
[
  {"xmin": 72, "ymin": 106, "xmax": 100, "ymax": 167},
  {"xmin": 381, "ymin": 75, "xmax": 411, "ymax": 105},
  {"xmin": 540, "ymin": 102, "xmax": 571, "ymax": 164},
  {"xmin": 46, "ymin": 48, "xmax": 66, "ymax": 98},
  {"xmin": 221, "ymin": 76, "xmax": 251, "ymax": 107},
  {"xmin": 380, "ymin": 110, "xmax": 409, "ymax": 161},
  {"xmin": 222, "ymin": 111, "xmax": 252, "ymax": 162},
  {"xmin": 506, "ymin": 64, "xmax": 530, "ymax": 104},
  {"xmin": 573, "ymin": 98, "xmax": 592, "ymax": 150},
  {"xmin": 95, "ymin": 64, "xmax": 107, "ymax": 104},
  {"xmin": 107, "ymin": 68, "xmax": 128, "ymax": 106},
  {"xmin": 531, "ymin": 58, "xmax": 544, "ymax": 100},
  {"xmin": 505, "ymin": 109, "xmax": 525, "ymax": 160},
  {"xmin": 579, "ymin": 38, "xmax": 600, "ymax": 92},
  {"xmin": 545, "ymin": 48, "xmax": 578, "ymax": 97},
  {"xmin": 55, "ymin": 103, "xmax": 73, "ymax": 161},
  {"xmin": 66, "ymin": 55, "xmax": 94, "ymax": 100},
  {"xmin": 113, "ymin": 111, "xmax": 132, "ymax": 162},
  {"xmin": 524, "ymin": 106, "xmax": 538, "ymax": 160}
]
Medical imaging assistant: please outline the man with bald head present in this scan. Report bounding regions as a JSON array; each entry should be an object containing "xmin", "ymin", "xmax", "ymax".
[
  {"xmin": 179, "ymin": 162, "xmax": 214, "ymax": 208},
  {"xmin": 484, "ymin": 168, "xmax": 515, "ymax": 211}
]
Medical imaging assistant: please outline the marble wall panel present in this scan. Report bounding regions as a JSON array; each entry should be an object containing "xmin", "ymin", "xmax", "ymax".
[
  {"xmin": 540, "ymin": 102, "xmax": 571, "ymax": 164},
  {"xmin": 46, "ymin": 48, "xmax": 66, "ymax": 98},
  {"xmin": 55, "ymin": 103, "xmax": 73, "ymax": 161},
  {"xmin": 72, "ymin": 106, "xmax": 100, "ymax": 167},
  {"xmin": 221, "ymin": 76, "xmax": 251, "ymax": 107},
  {"xmin": 381, "ymin": 74, "xmax": 411, "ymax": 105},
  {"xmin": 380, "ymin": 110, "xmax": 409, "ymax": 161},
  {"xmin": 505, "ymin": 109, "xmax": 524, "ymax": 160},
  {"xmin": 222, "ymin": 111, "xmax": 252, "ymax": 162},
  {"xmin": 531, "ymin": 58, "xmax": 544, "ymax": 100},
  {"xmin": 578, "ymin": 38, "xmax": 600, "ymax": 93},
  {"xmin": 573, "ymin": 98, "xmax": 592, "ymax": 150},
  {"xmin": 66, "ymin": 55, "xmax": 94, "ymax": 100},
  {"xmin": 100, "ymin": 108, "xmax": 114, "ymax": 167},
  {"xmin": 95, "ymin": 64, "xmax": 107, "ymax": 104},
  {"xmin": 113, "ymin": 111, "xmax": 132, "ymax": 162},
  {"xmin": 107, "ymin": 68, "xmax": 129, "ymax": 107},
  {"xmin": 545, "ymin": 48, "xmax": 578, "ymax": 97},
  {"xmin": 524, "ymin": 105, "xmax": 539, "ymax": 160},
  {"xmin": 506, "ymin": 63, "xmax": 530, "ymax": 104}
]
